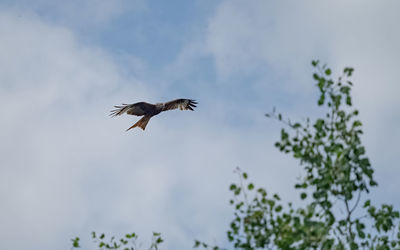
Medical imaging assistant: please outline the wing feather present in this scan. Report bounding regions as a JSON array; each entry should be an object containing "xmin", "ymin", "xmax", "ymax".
[
  {"xmin": 162, "ymin": 99, "xmax": 197, "ymax": 112},
  {"xmin": 110, "ymin": 102, "xmax": 156, "ymax": 117}
]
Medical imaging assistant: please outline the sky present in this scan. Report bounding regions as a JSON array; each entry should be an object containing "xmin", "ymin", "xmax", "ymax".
[{"xmin": 1, "ymin": 0, "xmax": 400, "ymax": 249}]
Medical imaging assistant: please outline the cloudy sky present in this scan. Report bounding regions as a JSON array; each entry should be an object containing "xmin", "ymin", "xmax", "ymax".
[{"xmin": 1, "ymin": 0, "xmax": 399, "ymax": 249}]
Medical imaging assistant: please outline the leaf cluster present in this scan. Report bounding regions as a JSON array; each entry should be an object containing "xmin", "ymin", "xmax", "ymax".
[{"xmin": 71, "ymin": 232, "xmax": 163, "ymax": 250}]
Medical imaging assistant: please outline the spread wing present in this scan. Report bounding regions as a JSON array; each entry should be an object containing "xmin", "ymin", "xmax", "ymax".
[
  {"xmin": 163, "ymin": 99, "xmax": 197, "ymax": 111},
  {"xmin": 110, "ymin": 102, "xmax": 156, "ymax": 117}
]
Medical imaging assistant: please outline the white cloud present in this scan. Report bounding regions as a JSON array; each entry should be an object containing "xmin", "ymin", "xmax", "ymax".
[
  {"xmin": 205, "ymin": 1, "xmax": 400, "ymax": 91},
  {"xmin": 0, "ymin": 9, "xmax": 151, "ymax": 250},
  {"xmin": 204, "ymin": 0, "xmax": 400, "ymax": 205},
  {"xmin": 0, "ymin": 8, "xmax": 300, "ymax": 250}
]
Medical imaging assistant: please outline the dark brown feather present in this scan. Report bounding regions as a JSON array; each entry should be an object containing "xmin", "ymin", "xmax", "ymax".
[
  {"xmin": 109, "ymin": 102, "xmax": 156, "ymax": 117},
  {"xmin": 163, "ymin": 99, "xmax": 197, "ymax": 111}
]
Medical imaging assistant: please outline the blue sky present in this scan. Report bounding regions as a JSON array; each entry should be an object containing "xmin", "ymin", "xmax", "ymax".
[{"xmin": 1, "ymin": 1, "xmax": 400, "ymax": 249}]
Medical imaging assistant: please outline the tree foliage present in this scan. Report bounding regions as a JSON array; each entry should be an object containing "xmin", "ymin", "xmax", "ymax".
[
  {"xmin": 71, "ymin": 232, "xmax": 163, "ymax": 250},
  {"xmin": 195, "ymin": 61, "xmax": 400, "ymax": 249}
]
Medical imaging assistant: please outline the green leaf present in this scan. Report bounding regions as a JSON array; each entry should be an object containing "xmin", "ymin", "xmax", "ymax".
[
  {"xmin": 340, "ymin": 85, "xmax": 350, "ymax": 93},
  {"xmin": 346, "ymin": 96, "xmax": 352, "ymax": 105},
  {"xmin": 300, "ymin": 192, "xmax": 307, "ymax": 200},
  {"xmin": 72, "ymin": 237, "xmax": 80, "ymax": 248},
  {"xmin": 312, "ymin": 60, "xmax": 319, "ymax": 66},
  {"xmin": 292, "ymin": 123, "xmax": 301, "ymax": 129},
  {"xmin": 267, "ymin": 199, "xmax": 275, "ymax": 208},
  {"xmin": 344, "ymin": 67, "xmax": 354, "ymax": 76},
  {"xmin": 248, "ymin": 183, "xmax": 254, "ymax": 190},
  {"xmin": 234, "ymin": 187, "xmax": 241, "ymax": 196},
  {"xmin": 325, "ymin": 68, "xmax": 332, "ymax": 75},
  {"xmin": 353, "ymin": 120, "xmax": 362, "ymax": 127},
  {"xmin": 350, "ymin": 242, "xmax": 358, "ymax": 249},
  {"xmin": 318, "ymin": 94, "xmax": 325, "ymax": 106}
]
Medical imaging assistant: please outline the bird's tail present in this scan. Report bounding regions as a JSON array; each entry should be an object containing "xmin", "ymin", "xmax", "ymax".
[{"xmin": 126, "ymin": 116, "xmax": 152, "ymax": 131}]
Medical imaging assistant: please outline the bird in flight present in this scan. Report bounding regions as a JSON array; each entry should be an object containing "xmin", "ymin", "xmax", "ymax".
[{"xmin": 110, "ymin": 99, "xmax": 197, "ymax": 131}]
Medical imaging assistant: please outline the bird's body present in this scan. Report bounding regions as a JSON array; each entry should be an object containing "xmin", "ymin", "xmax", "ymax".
[{"xmin": 110, "ymin": 99, "xmax": 197, "ymax": 131}]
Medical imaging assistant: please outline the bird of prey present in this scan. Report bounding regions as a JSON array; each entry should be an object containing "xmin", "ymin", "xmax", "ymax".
[{"xmin": 110, "ymin": 99, "xmax": 197, "ymax": 131}]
